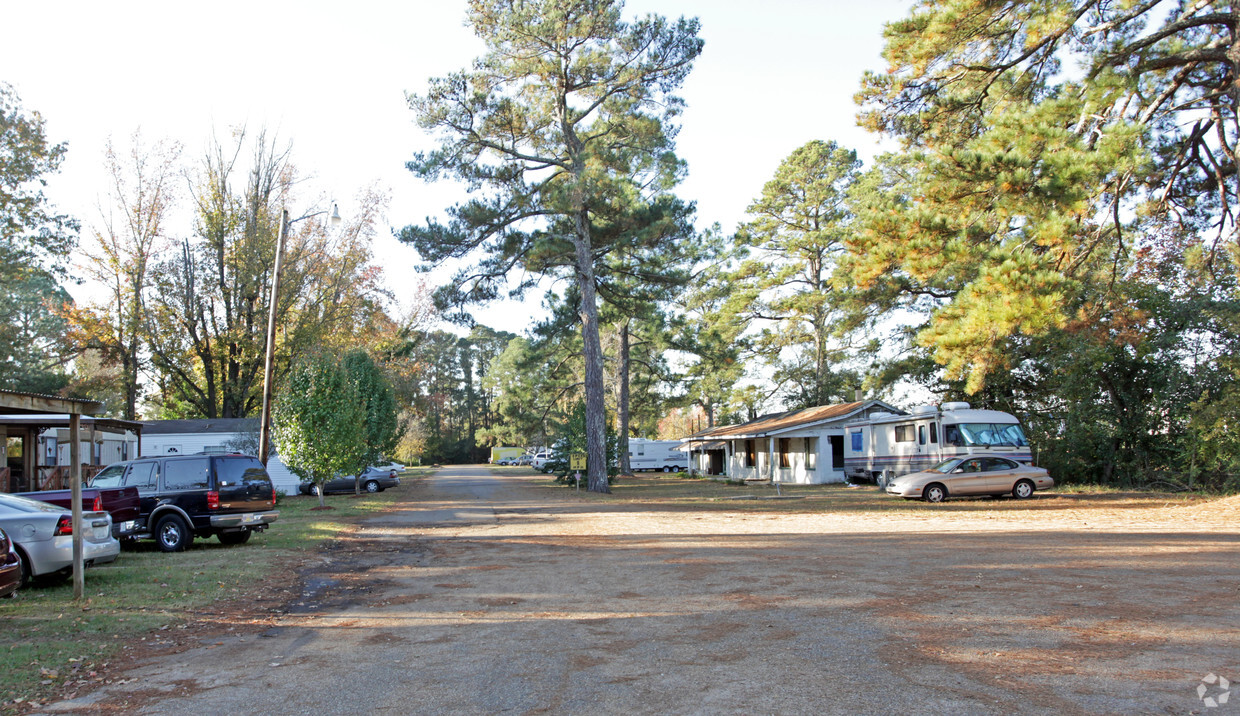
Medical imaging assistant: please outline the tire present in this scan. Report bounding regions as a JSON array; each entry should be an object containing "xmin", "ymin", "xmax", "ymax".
[
  {"xmin": 218, "ymin": 530, "xmax": 252, "ymax": 546},
  {"xmin": 923, "ymin": 483, "xmax": 948, "ymax": 503},
  {"xmin": 154, "ymin": 514, "xmax": 192, "ymax": 552},
  {"xmin": 364, "ymin": 480, "xmax": 380, "ymax": 493},
  {"xmin": 310, "ymin": 484, "xmax": 323, "ymax": 497},
  {"xmin": 663, "ymin": 466, "xmax": 672, "ymax": 473},
  {"xmin": 1012, "ymin": 479, "xmax": 1035, "ymax": 499},
  {"xmin": 14, "ymin": 547, "xmax": 30, "ymax": 590}
]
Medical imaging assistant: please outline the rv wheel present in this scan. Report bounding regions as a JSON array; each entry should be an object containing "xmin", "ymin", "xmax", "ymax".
[{"xmin": 663, "ymin": 466, "xmax": 672, "ymax": 473}]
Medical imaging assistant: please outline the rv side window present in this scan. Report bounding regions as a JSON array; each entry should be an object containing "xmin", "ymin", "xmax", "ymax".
[
  {"xmin": 918, "ymin": 425, "xmax": 926, "ymax": 445},
  {"xmin": 851, "ymin": 430, "xmax": 863, "ymax": 452},
  {"xmin": 894, "ymin": 424, "xmax": 915, "ymax": 442},
  {"xmin": 930, "ymin": 423, "xmax": 938, "ymax": 444},
  {"xmin": 944, "ymin": 425, "xmax": 961, "ymax": 446}
]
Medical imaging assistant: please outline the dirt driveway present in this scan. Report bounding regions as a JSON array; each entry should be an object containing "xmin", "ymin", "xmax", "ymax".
[{"xmin": 50, "ymin": 467, "xmax": 1240, "ymax": 715}]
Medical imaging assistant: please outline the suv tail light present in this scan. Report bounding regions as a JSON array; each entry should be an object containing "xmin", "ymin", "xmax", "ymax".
[
  {"xmin": 207, "ymin": 490, "xmax": 219, "ymax": 510},
  {"xmin": 91, "ymin": 495, "xmax": 102, "ymax": 512},
  {"xmin": 53, "ymin": 515, "xmax": 73, "ymax": 536},
  {"xmin": 271, "ymin": 486, "xmax": 276, "ymax": 506}
]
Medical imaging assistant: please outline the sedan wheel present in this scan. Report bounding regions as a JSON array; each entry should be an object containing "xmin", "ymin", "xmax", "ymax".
[
  {"xmin": 1013, "ymin": 479, "xmax": 1035, "ymax": 499},
  {"xmin": 923, "ymin": 483, "xmax": 947, "ymax": 503},
  {"xmin": 365, "ymin": 480, "xmax": 380, "ymax": 493},
  {"xmin": 311, "ymin": 484, "xmax": 323, "ymax": 497}
]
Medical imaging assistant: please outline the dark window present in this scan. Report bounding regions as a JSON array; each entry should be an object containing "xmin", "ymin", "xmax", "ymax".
[
  {"xmin": 918, "ymin": 425, "xmax": 926, "ymax": 445},
  {"xmin": 894, "ymin": 424, "xmax": 915, "ymax": 443},
  {"xmin": 943, "ymin": 425, "xmax": 961, "ymax": 446},
  {"xmin": 215, "ymin": 456, "xmax": 270, "ymax": 488},
  {"xmin": 745, "ymin": 440, "xmax": 756, "ymax": 468},
  {"xmin": 125, "ymin": 462, "xmax": 157, "ymax": 490},
  {"xmin": 163, "ymin": 458, "xmax": 210, "ymax": 490},
  {"xmin": 984, "ymin": 458, "xmax": 1018, "ymax": 471},
  {"xmin": 779, "ymin": 438, "xmax": 791, "ymax": 468},
  {"xmin": 929, "ymin": 423, "xmax": 938, "ymax": 444}
]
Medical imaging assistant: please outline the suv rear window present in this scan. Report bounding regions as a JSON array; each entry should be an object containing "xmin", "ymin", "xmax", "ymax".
[
  {"xmin": 215, "ymin": 456, "xmax": 272, "ymax": 488},
  {"xmin": 163, "ymin": 458, "xmax": 210, "ymax": 490}
]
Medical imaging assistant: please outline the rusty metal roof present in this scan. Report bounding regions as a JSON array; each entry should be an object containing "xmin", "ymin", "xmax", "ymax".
[{"xmin": 682, "ymin": 400, "xmax": 902, "ymax": 440}]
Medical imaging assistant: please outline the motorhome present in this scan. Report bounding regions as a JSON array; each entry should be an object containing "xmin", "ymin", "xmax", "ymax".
[
  {"xmin": 843, "ymin": 402, "xmax": 1033, "ymax": 487},
  {"xmin": 627, "ymin": 438, "xmax": 687, "ymax": 472}
]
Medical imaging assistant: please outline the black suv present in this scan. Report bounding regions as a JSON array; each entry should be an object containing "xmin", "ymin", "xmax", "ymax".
[{"xmin": 91, "ymin": 453, "xmax": 279, "ymax": 551}]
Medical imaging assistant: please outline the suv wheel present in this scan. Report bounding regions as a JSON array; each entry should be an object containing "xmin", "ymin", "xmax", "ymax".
[
  {"xmin": 364, "ymin": 480, "xmax": 381, "ymax": 493},
  {"xmin": 155, "ymin": 514, "xmax": 192, "ymax": 552}
]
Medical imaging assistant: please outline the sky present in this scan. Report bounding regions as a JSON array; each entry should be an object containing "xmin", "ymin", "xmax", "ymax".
[{"xmin": 3, "ymin": 0, "xmax": 910, "ymax": 333}]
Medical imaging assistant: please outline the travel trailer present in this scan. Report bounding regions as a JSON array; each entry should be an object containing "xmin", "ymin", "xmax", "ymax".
[
  {"xmin": 627, "ymin": 438, "xmax": 686, "ymax": 472},
  {"xmin": 843, "ymin": 402, "xmax": 1033, "ymax": 487}
]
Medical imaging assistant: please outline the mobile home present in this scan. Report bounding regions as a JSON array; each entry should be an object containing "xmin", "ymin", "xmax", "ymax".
[{"xmin": 843, "ymin": 402, "xmax": 1033, "ymax": 487}]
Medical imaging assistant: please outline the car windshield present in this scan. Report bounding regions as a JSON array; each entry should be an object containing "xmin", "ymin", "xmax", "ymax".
[
  {"xmin": 929, "ymin": 458, "xmax": 961, "ymax": 473},
  {"xmin": 91, "ymin": 463, "xmax": 126, "ymax": 488},
  {"xmin": 952, "ymin": 423, "xmax": 1029, "ymax": 447}
]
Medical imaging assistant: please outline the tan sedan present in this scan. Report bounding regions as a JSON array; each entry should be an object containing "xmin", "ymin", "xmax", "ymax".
[{"xmin": 885, "ymin": 456, "xmax": 1053, "ymax": 502}]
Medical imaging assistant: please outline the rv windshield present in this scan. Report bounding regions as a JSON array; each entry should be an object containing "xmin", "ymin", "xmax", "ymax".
[{"xmin": 949, "ymin": 423, "xmax": 1029, "ymax": 447}]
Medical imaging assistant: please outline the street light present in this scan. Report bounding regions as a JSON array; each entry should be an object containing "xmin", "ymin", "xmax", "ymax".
[{"xmin": 258, "ymin": 203, "xmax": 343, "ymax": 466}]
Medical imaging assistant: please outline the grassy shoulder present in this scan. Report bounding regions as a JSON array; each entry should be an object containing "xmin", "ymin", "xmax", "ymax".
[
  {"xmin": 529, "ymin": 470, "xmax": 1224, "ymax": 514},
  {"xmin": 0, "ymin": 467, "xmax": 432, "ymax": 711}
]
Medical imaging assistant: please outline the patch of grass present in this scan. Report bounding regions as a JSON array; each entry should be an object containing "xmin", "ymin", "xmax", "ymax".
[
  {"xmin": 0, "ymin": 468, "xmax": 432, "ymax": 710},
  {"xmin": 553, "ymin": 473, "xmax": 1218, "ymax": 514}
]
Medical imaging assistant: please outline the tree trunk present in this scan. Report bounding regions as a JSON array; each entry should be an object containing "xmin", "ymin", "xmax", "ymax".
[
  {"xmin": 573, "ymin": 210, "xmax": 610, "ymax": 493},
  {"xmin": 618, "ymin": 319, "xmax": 631, "ymax": 475}
]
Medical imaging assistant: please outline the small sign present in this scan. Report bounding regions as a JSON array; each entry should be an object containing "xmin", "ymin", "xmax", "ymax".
[{"xmin": 570, "ymin": 453, "xmax": 587, "ymax": 470}]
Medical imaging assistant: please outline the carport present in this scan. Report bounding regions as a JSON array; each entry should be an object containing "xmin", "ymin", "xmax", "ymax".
[{"xmin": 0, "ymin": 389, "xmax": 105, "ymax": 599}]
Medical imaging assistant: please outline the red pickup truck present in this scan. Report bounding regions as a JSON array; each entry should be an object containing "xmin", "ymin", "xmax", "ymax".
[{"xmin": 15, "ymin": 487, "xmax": 142, "ymax": 539}]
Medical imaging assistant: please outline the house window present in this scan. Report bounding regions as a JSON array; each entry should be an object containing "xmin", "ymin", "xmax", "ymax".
[
  {"xmin": 894, "ymin": 424, "xmax": 915, "ymax": 442},
  {"xmin": 807, "ymin": 438, "xmax": 817, "ymax": 470},
  {"xmin": 779, "ymin": 438, "xmax": 791, "ymax": 468},
  {"xmin": 745, "ymin": 440, "xmax": 756, "ymax": 468}
]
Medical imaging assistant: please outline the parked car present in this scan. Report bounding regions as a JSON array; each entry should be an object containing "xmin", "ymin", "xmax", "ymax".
[
  {"xmin": 885, "ymin": 456, "xmax": 1054, "ymax": 502},
  {"xmin": 17, "ymin": 482, "xmax": 141, "ymax": 539},
  {"xmin": 298, "ymin": 467, "xmax": 401, "ymax": 496},
  {"xmin": 0, "ymin": 493, "xmax": 120, "ymax": 583},
  {"xmin": 370, "ymin": 461, "xmax": 405, "ymax": 473},
  {"xmin": 0, "ymin": 527, "xmax": 22, "ymax": 598},
  {"xmin": 495, "ymin": 456, "xmax": 517, "ymax": 466},
  {"xmin": 515, "ymin": 454, "xmax": 533, "ymax": 466},
  {"xmin": 90, "ymin": 453, "xmax": 279, "ymax": 551}
]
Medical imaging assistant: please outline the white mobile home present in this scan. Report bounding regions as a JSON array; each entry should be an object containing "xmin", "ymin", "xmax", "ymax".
[
  {"xmin": 679, "ymin": 400, "xmax": 901, "ymax": 485},
  {"xmin": 627, "ymin": 439, "xmax": 687, "ymax": 472},
  {"xmin": 140, "ymin": 419, "xmax": 302, "ymax": 496},
  {"xmin": 843, "ymin": 402, "xmax": 1033, "ymax": 486}
]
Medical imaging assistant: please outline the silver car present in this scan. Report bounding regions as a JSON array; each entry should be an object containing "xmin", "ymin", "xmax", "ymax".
[
  {"xmin": 885, "ymin": 456, "xmax": 1054, "ymax": 502},
  {"xmin": 0, "ymin": 493, "xmax": 121, "ymax": 583}
]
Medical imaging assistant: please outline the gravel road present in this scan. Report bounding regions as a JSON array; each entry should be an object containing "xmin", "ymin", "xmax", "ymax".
[{"xmin": 46, "ymin": 467, "xmax": 1240, "ymax": 715}]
